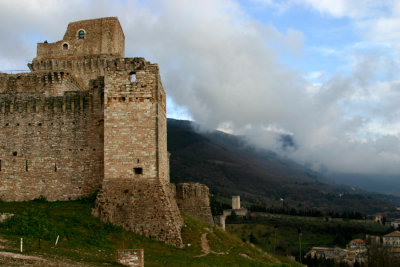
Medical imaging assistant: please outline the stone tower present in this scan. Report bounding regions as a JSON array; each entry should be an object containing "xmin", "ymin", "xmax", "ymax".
[
  {"xmin": 0, "ymin": 17, "xmax": 183, "ymax": 246},
  {"xmin": 91, "ymin": 40, "xmax": 184, "ymax": 247},
  {"xmin": 232, "ymin": 196, "xmax": 241, "ymax": 210}
]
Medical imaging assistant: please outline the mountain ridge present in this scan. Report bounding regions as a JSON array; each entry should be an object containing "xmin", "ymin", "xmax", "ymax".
[{"xmin": 167, "ymin": 118, "xmax": 399, "ymax": 215}]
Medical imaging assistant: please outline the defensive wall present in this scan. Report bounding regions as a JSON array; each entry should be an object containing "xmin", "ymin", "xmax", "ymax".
[
  {"xmin": 0, "ymin": 72, "xmax": 104, "ymax": 201},
  {"xmin": 0, "ymin": 17, "xmax": 215, "ymax": 247}
]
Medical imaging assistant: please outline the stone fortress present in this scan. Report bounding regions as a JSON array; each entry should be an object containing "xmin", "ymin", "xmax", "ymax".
[{"xmin": 0, "ymin": 17, "xmax": 213, "ymax": 247}]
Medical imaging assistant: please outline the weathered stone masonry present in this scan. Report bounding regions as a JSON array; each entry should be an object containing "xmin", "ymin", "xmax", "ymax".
[
  {"xmin": 92, "ymin": 56, "xmax": 183, "ymax": 247},
  {"xmin": 0, "ymin": 17, "xmax": 125, "ymax": 201},
  {"xmin": 174, "ymin": 183, "xmax": 215, "ymax": 226},
  {"xmin": 0, "ymin": 17, "xmax": 185, "ymax": 246},
  {"xmin": 0, "ymin": 71, "xmax": 104, "ymax": 201}
]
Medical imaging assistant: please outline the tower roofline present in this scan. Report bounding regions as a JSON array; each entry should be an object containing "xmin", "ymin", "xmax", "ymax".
[
  {"xmin": 64, "ymin": 17, "xmax": 125, "ymax": 40},
  {"xmin": 35, "ymin": 17, "xmax": 125, "ymax": 60}
]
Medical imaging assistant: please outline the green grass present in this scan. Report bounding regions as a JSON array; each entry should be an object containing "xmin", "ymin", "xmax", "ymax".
[
  {"xmin": 0, "ymin": 198, "xmax": 302, "ymax": 266},
  {"xmin": 226, "ymin": 214, "xmax": 391, "ymax": 261}
]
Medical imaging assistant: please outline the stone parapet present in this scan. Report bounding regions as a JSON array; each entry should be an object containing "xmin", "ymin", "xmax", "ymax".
[{"xmin": 174, "ymin": 183, "xmax": 214, "ymax": 226}]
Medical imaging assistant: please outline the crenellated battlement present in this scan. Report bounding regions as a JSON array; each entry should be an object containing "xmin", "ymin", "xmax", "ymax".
[
  {"xmin": 30, "ymin": 56, "xmax": 109, "ymax": 74},
  {"xmin": 30, "ymin": 57, "xmax": 154, "ymax": 74},
  {"xmin": 0, "ymin": 71, "xmax": 88, "ymax": 95},
  {"xmin": 0, "ymin": 91, "xmax": 96, "ymax": 115}
]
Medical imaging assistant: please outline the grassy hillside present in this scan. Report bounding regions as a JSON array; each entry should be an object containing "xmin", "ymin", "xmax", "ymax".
[{"xmin": 0, "ymin": 198, "xmax": 301, "ymax": 266}]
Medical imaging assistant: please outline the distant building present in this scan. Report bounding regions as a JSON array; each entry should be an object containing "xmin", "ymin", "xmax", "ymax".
[
  {"xmin": 306, "ymin": 239, "xmax": 367, "ymax": 266},
  {"xmin": 232, "ymin": 196, "xmax": 241, "ymax": 210},
  {"xmin": 383, "ymin": 231, "xmax": 400, "ymax": 247},
  {"xmin": 306, "ymin": 247, "xmax": 346, "ymax": 262},
  {"xmin": 348, "ymin": 239, "xmax": 367, "ymax": 251},
  {"xmin": 390, "ymin": 219, "xmax": 400, "ymax": 229},
  {"xmin": 374, "ymin": 214, "xmax": 384, "ymax": 224},
  {"xmin": 214, "ymin": 195, "xmax": 248, "ymax": 230}
]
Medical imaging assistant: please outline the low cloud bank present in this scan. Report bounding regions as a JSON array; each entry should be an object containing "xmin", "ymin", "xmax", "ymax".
[{"xmin": 0, "ymin": 0, "xmax": 399, "ymax": 175}]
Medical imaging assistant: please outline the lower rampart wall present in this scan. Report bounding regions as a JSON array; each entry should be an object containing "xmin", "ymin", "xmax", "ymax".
[{"xmin": 92, "ymin": 179, "xmax": 184, "ymax": 247}]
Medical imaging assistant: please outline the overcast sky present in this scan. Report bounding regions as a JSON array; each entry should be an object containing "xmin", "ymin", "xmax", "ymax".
[{"xmin": 1, "ymin": 0, "xmax": 399, "ymax": 176}]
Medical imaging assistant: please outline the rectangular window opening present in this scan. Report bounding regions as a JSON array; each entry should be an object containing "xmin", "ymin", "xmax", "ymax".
[
  {"xmin": 0, "ymin": 159, "xmax": 2, "ymax": 171},
  {"xmin": 25, "ymin": 160, "xmax": 28, "ymax": 172},
  {"xmin": 130, "ymin": 72, "xmax": 136, "ymax": 82},
  {"xmin": 54, "ymin": 163, "xmax": 57, "ymax": 172},
  {"xmin": 134, "ymin": 167, "xmax": 143, "ymax": 175}
]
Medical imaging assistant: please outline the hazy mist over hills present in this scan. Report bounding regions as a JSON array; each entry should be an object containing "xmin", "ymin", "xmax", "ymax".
[
  {"xmin": 330, "ymin": 173, "xmax": 400, "ymax": 197},
  {"xmin": 167, "ymin": 119, "xmax": 400, "ymax": 214}
]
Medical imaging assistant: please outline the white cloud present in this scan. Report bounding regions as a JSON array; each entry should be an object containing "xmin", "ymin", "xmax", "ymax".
[
  {"xmin": 292, "ymin": 0, "xmax": 392, "ymax": 19},
  {"xmin": 0, "ymin": 0, "xmax": 400, "ymax": 175}
]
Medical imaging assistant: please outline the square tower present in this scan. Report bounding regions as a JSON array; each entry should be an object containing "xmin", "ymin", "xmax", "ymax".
[
  {"xmin": 232, "ymin": 196, "xmax": 241, "ymax": 210},
  {"xmin": 92, "ymin": 59, "xmax": 183, "ymax": 247}
]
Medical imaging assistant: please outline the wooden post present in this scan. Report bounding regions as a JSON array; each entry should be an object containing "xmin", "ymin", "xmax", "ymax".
[
  {"xmin": 55, "ymin": 235, "xmax": 59, "ymax": 246},
  {"xmin": 298, "ymin": 228, "xmax": 302, "ymax": 263},
  {"xmin": 20, "ymin": 238, "xmax": 23, "ymax": 253}
]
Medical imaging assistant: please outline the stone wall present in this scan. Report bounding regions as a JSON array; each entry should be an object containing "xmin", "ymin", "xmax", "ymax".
[
  {"xmin": 0, "ymin": 73, "xmax": 104, "ymax": 201},
  {"xmin": 102, "ymin": 58, "xmax": 161, "ymax": 181},
  {"xmin": 93, "ymin": 180, "xmax": 183, "ymax": 247},
  {"xmin": 174, "ymin": 183, "xmax": 214, "ymax": 226}
]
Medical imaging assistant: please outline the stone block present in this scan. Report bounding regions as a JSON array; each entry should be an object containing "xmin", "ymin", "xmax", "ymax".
[{"xmin": 116, "ymin": 249, "xmax": 144, "ymax": 267}]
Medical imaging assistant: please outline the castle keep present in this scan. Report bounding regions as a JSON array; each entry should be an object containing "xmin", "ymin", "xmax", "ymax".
[{"xmin": 0, "ymin": 17, "xmax": 188, "ymax": 246}]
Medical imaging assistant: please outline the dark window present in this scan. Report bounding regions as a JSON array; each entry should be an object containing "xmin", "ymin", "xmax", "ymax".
[
  {"xmin": 78, "ymin": 30, "xmax": 85, "ymax": 39},
  {"xmin": 0, "ymin": 159, "xmax": 2, "ymax": 171},
  {"xmin": 63, "ymin": 43, "xmax": 68, "ymax": 50},
  {"xmin": 134, "ymin": 167, "xmax": 143, "ymax": 175},
  {"xmin": 54, "ymin": 163, "xmax": 57, "ymax": 172},
  {"xmin": 12, "ymin": 151, "xmax": 17, "ymax": 156},
  {"xmin": 25, "ymin": 160, "xmax": 28, "ymax": 172}
]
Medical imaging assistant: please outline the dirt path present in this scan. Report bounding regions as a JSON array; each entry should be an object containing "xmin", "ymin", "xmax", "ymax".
[
  {"xmin": 0, "ymin": 251, "xmax": 46, "ymax": 261},
  {"xmin": 200, "ymin": 233, "xmax": 211, "ymax": 255},
  {"xmin": 194, "ymin": 232, "xmax": 231, "ymax": 257}
]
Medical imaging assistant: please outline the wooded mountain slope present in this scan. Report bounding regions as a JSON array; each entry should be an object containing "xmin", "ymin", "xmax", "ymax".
[{"xmin": 167, "ymin": 119, "xmax": 397, "ymax": 215}]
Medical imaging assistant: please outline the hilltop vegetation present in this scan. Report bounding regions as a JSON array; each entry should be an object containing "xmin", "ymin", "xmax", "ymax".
[
  {"xmin": 226, "ymin": 214, "xmax": 391, "ymax": 261},
  {"xmin": 0, "ymin": 198, "xmax": 300, "ymax": 266},
  {"xmin": 167, "ymin": 119, "xmax": 399, "ymax": 215}
]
